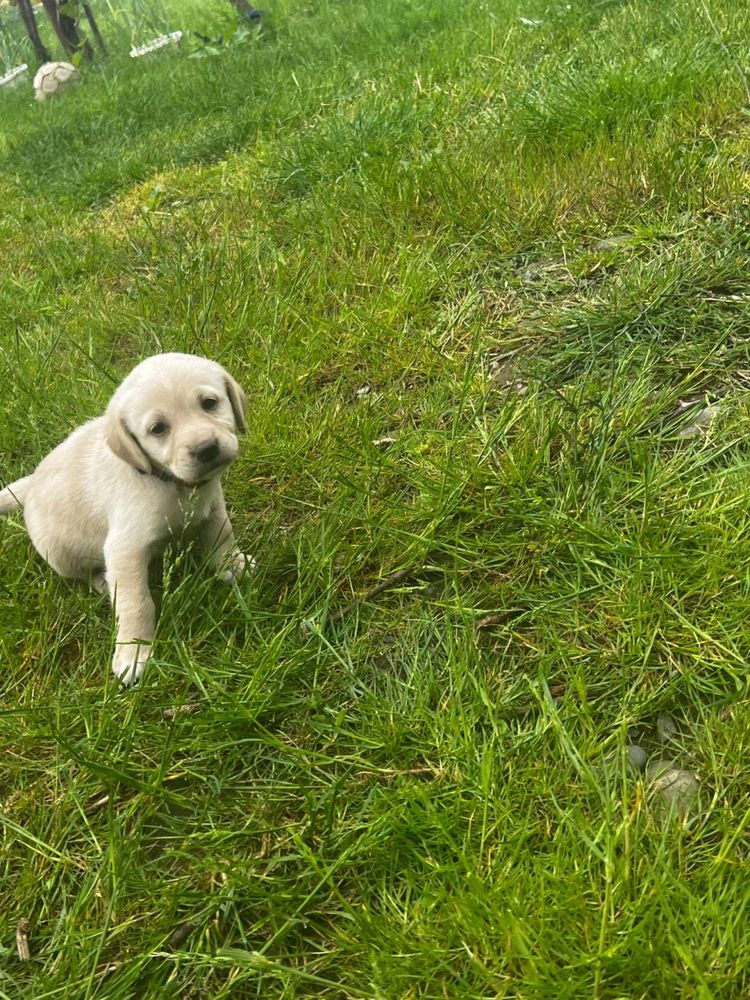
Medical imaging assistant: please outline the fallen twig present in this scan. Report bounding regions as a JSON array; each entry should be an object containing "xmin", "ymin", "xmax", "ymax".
[
  {"xmin": 475, "ymin": 610, "xmax": 525, "ymax": 631},
  {"xmin": 476, "ymin": 613, "xmax": 507, "ymax": 630},
  {"xmin": 85, "ymin": 793, "xmax": 111, "ymax": 816},
  {"xmin": 355, "ymin": 764, "xmax": 444, "ymax": 782},
  {"xmin": 166, "ymin": 920, "xmax": 198, "ymax": 950},
  {"xmin": 16, "ymin": 918, "xmax": 31, "ymax": 961},
  {"xmin": 96, "ymin": 961, "xmax": 122, "ymax": 979},
  {"xmin": 329, "ymin": 567, "xmax": 414, "ymax": 622}
]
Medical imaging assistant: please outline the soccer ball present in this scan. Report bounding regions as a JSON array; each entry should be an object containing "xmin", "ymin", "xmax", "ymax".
[{"xmin": 33, "ymin": 61, "xmax": 80, "ymax": 102}]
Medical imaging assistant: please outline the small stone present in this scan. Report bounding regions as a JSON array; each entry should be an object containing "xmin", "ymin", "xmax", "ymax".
[
  {"xmin": 595, "ymin": 744, "xmax": 647, "ymax": 782},
  {"xmin": 676, "ymin": 405, "xmax": 720, "ymax": 438},
  {"xmin": 656, "ymin": 713, "xmax": 679, "ymax": 744},
  {"xmin": 649, "ymin": 765, "xmax": 700, "ymax": 821},
  {"xmin": 626, "ymin": 745, "xmax": 648, "ymax": 773},
  {"xmin": 487, "ymin": 358, "xmax": 528, "ymax": 394},
  {"xmin": 488, "ymin": 359, "xmax": 518, "ymax": 386},
  {"xmin": 299, "ymin": 618, "xmax": 317, "ymax": 638},
  {"xmin": 646, "ymin": 758, "xmax": 672, "ymax": 781},
  {"xmin": 354, "ymin": 384, "xmax": 371, "ymax": 402}
]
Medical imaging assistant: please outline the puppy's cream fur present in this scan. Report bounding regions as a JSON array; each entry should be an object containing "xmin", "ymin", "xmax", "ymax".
[{"xmin": 0, "ymin": 353, "xmax": 250, "ymax": 684}]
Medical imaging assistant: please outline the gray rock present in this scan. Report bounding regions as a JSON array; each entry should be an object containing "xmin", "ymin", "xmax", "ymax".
[
  {"xmin": 656, "ymin": 713, "xmax": 679, "ymax": 744},
  {"xmin": 676, "ymin": 405, "xmax": 720, "ymax": 439},
  {"xmin": 646, "ymin": 758, "xmax": 673, "ymax": 781},
  {"xmin": 595, "ymin": 744, "xmax": 648, "ymax": 782},
  {"xmin": 299, "ymin": 618, "xmax": 317, "ymax": 638},
  {"xmin": 626, "ymin": 745, "xmax": 648, "ymax": 772},
  {"xmin": 488, "ymin": 359, "xmax": 518, "ymax": 386},
  {"xmin": 487, "ymin": 360, "xmax": 528, "ymax": 395},
  {"xmin": 521, "ymin": 267, "xmax": 542, "ymax": 283},
  {"xmin": 648, "ymin": 763, "xmax": 700, "ymax": 821}
]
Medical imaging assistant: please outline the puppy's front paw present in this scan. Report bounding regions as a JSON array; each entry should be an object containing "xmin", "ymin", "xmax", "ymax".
[
  {"xmin": 111, "ymin": 642, "xmax": 152, "ymax": 686},
  {"xmin": 219, "ymin": 550, "xmax": 256, "ymax": 584}
]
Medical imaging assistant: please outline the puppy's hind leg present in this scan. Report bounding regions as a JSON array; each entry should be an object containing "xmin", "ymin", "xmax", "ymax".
[{"xmin": 0, "ymin": 476, "xmax": 33, "ymax": 515}]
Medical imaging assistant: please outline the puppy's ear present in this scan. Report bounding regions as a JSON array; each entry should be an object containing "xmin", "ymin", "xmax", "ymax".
[
  {"xmin": 224, "ymin": 375, "xmax": 248, "ymax": 433},
  {"xmin": 105, "ymin": 409, "xmax": 152, "ymax": 474}
]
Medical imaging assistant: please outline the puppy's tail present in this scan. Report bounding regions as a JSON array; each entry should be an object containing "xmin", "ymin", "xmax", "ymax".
[{"xmin": 0, "ymin": 476, "xmax": 32, "ymax": 515}]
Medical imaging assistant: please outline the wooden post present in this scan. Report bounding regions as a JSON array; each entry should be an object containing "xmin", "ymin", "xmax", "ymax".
[
  {"xmin": 40, "ymin": 0, "xmax": 94, "ymax": 61},
  {"xmin": 16, "ymin": 0, "xmax": 52, "ymax": 64},
  {"xmin": 82, "ymin": 2, "xmax": 106, "ymax": 55}
]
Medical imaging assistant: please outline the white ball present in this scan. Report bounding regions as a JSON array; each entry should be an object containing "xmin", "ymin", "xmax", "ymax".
[{"xmin": 33, "ymin": 61, "xmax": 80, "ymax": 102}]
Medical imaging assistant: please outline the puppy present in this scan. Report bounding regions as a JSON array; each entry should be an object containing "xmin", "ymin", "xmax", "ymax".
[{"xmin": 0, "ymin": 353, "xmax": 251, "ymax": 685}]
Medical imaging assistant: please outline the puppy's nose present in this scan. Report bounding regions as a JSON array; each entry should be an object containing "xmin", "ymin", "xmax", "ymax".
[{"xmin": 192, "ymin": 439, "xmax": 220, "ymax": 465}]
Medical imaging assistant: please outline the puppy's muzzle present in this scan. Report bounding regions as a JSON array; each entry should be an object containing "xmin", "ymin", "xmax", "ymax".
[{"xmin": 192, "ymin": 439, "xmax": 221, "ymax": 466}]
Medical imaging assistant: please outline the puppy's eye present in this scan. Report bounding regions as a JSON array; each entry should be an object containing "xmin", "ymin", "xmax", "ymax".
[
  {"xmin": 149, "ymin": 421, "xmax": 169, "ymax": 436},
  {"xmin": 201, "ymin": 397, "xmax": 219, "ymax": 412}
]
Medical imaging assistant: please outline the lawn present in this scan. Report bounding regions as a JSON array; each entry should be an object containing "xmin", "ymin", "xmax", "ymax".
[{"xmin": 1, "ymin": 0, "xmax": 750, "ymax": 996}]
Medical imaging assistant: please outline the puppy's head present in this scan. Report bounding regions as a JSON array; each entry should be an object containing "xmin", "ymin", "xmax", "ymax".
[{"xmin": 105, "ymin": 353, "xmax": 247, "ymax": 485}]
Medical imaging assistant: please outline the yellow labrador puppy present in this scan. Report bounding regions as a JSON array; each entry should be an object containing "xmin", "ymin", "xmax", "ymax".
[{"xmin": 0, "ymin": 353, "xmax": 251, "ymax": 685}]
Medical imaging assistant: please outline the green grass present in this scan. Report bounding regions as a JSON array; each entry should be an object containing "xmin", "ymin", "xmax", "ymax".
[{"xmin": 2, "ymin": 0, "xmax": 750, "ymax": 995}]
